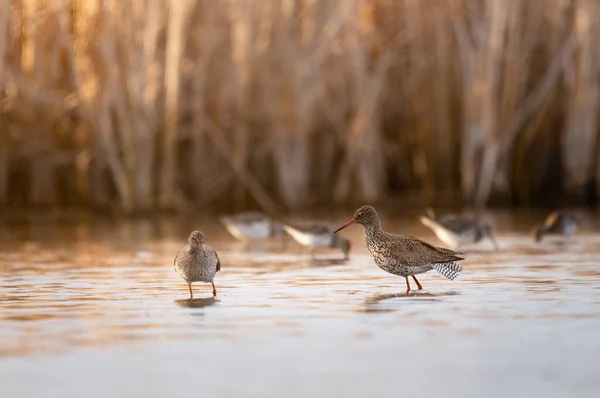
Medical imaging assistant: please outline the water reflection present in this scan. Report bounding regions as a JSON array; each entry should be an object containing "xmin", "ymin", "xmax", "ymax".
[
  {"xmin": 365, "ymin": 290, "xmax": 460, "ymax": 304},
  {"xmin": 2, "ymin": 214, "xmax": 600, "ymax": 397},
  {"xmin": 174, "ymin": 297, "xmax": 218, "ymax": 308},
  {"xmin": 305, "ymin": 258, "xmax": 349, "ymax": 267}
]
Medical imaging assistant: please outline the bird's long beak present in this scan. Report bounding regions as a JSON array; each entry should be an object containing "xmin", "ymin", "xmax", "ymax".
[{"xmin": 334, "ymin": 219, "xmax": 356, "ymax": 233}]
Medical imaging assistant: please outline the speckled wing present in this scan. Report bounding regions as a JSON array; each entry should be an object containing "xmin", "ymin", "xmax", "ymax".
[
  {"xmin": 173, "ymin": 245, "xmax": 188, "ymax": 270},
  {"xmin": 214, "ymin": 250, "xmax": 221, "ymax": 273},
  {"xmin": 431, "ymin": 243, "xmax": 465, "ymax": 257},
  {"xmin": 390, "ymin": 234, "xmax": 464, "ymax": 266}
]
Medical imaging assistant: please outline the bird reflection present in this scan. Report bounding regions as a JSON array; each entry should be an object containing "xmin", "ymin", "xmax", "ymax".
[
  {"xmin": 306, "ymin": 258, "xmax": 348, "ymax": 267},
  {"xmin": 174, "ymin": 297, "xmax": 218, "ymax": 308},
  {"xmin": 365, "ymin": 290, "xmax": 459, "ymax": 305},
  {"xmin": 548, "ymin": 239, "xmax": 579, "ymax": 248}
]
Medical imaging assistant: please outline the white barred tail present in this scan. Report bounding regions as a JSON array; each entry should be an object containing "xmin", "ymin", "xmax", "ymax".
[{"xmin": 432, "ymin": 262, "xmax": 462, "ymax": 281}]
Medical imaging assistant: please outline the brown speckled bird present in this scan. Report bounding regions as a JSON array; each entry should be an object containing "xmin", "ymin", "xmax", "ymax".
[
  {"xmin": 534, "ymin": 211, "xmax": 580, "ymax": 242},
  {"xmin": 174, "ymin": 230, "xmax": 221, "ymax": 298},
  {"xmin": 334, "ymin": 205, "xmax": 464, "ymax": 293}
]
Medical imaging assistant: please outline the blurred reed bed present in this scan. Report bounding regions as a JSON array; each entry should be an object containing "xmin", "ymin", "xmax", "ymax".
[{"xmin": 0, "ymin": 0, "xmax": 599, "ymax": 214}]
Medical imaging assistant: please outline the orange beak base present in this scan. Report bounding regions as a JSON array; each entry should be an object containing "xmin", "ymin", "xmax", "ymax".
[{"xmin": 334, "ymin": 219, "xmax": 357, "ymax": 233}]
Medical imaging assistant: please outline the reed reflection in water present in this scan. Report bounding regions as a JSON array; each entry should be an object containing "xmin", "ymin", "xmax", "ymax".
[{"xmin": 1, "ymin": 214, "xmax": 600, "ymax": 397}]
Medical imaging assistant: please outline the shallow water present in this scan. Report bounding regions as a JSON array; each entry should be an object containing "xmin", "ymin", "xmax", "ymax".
[{"xmin": 1, "ymin": 212, "xmax": 600, "ymax": 397}]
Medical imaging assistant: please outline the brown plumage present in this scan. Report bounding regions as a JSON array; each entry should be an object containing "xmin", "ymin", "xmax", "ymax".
[
  {"xmin": 534, "ymin": 211, "xmax": 580, "ymax": 242},
  {"xmin": 174, "ymin": 230, "xmax": 221, "ymax": 298},
  {"xmin": 335, "ymin": 205, "xmax": 464, "ymax": 293}
]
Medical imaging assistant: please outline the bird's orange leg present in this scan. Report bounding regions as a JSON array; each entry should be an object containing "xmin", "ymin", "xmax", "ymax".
[
  {"xmin": 405, "ymin": 277, "xmax": 411, "ymax": 294},
  {"xmin": 212, "ymin": 282, "xmax": 217, "ymax": 297},
  {"xmin": 188, "ymin": 284, "xmax": 193, "ymax": 299},
  {"xmin": 412, "ymin": 275, "xmax": 423, "ymax": 290}
]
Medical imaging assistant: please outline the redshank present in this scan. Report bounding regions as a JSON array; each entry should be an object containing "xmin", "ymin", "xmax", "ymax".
[
  {"xmin": 282, "ymin": 221, "xmax": 351, "ymax": 259},
  {"xmin": 533, "ymin": 211, "xmax": 580, "ymax": 242},
  {"xmin": 219, "ymin": 211, "xmax": 284, "ymax": 245},
  {"xmin": 420, "ymin": 208, "xmax": 498, "ymax": 250},
  {"xmin": 174, "ymin": 230, "xmax": 221, "ymax": 298},
  {"xmin": 334, "ymin": 205, "xmax": 464, "ymax": 293}
]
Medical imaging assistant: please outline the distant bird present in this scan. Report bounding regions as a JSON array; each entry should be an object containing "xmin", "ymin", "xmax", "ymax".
[
  {"xmin": 334, "ymin": 205, "xmax": 464, "ymax": 293},
  {"xmin": 420, "ymin": 208, "xmax": 498, "ymax": 250},
  {"xmin": 533, "ymin": 211, "xmax": 580, "ymax": 242},
  {"xmin": 219, "ymin": 211, "xmax": 284, "ymax": 245},
  {"xmin": 282, "ymin": 221, "xmax": 351, "ymax": 259},
  {"xmin": 174, "ymin": 230, "xmax": 221, "ymax": 298}
]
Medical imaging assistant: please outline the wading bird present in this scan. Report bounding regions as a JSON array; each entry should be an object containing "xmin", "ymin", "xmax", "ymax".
[
  {"xmin": 420, "ymin": 208, "xmax": 498, "ymax": 250},
  {"xmin": 219, "ymin": 212, "xmax": 284, "ymax": 247},
  {"xmin": 335, "ymin": 205, "xmax": 464, "ymax": 293},
  {"xmin": 533, "ymin": 211, "xmax": 580, "ymax": 242},
  {"xmin": 282, "ymin": 221, "xmax": 351, "ymax": 259},
  {"xmin": 174, "ymin": 230, "xmax": 221, "ymax": 298}
]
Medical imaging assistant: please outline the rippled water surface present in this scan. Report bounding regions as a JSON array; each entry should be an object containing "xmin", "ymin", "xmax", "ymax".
[{"xmin": 1, "ymin": 212, "xmax": 600, "ymax": 397}]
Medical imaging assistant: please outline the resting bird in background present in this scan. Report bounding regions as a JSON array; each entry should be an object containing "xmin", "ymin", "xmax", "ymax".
[
  {"xmin": 174, "ymin": 230, "xmax": 221, "ymax": 298},
  {"xmin": 282, "ymin": 221, "xmax": 351, "ymax": 259},
  {"xmin": 420, "ymin": 208, "xmax": 499, "ymax": 250},
  {"xmin": 533, "ymin": 211, "xmax": 580, "ymax": 242},
  {"xmin": 219, "ymin": 211, "xmax": 284, "ymax": 247},
  {"xmin": 335, "ymin": 205, "xmax": 464, "ymax": 293}
]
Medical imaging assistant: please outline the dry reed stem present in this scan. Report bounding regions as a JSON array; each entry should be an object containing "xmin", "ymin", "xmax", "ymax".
[
  {"xmin": 475, "ymin": 32, "xmax": 577, "ymax": 206},
  {"xmin": 1, "ymin": 0, "xmax": 600, "ymax": 212},
  {"xmin": 161, "ymin": 0, "xmax": 189, "ymax": 209},
  {"xmin": 562, "ymin": 0, "xmax": 600, "ymax": 201}
]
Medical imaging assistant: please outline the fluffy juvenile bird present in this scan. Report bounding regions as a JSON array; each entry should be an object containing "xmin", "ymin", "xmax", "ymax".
[
  {"xmin": 335, "ymin": 205, "xmax": 464, "ymax": 293},
  {"xmin": 174, "ymin": 230, "xmax": 221, "ymax": 298}
]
